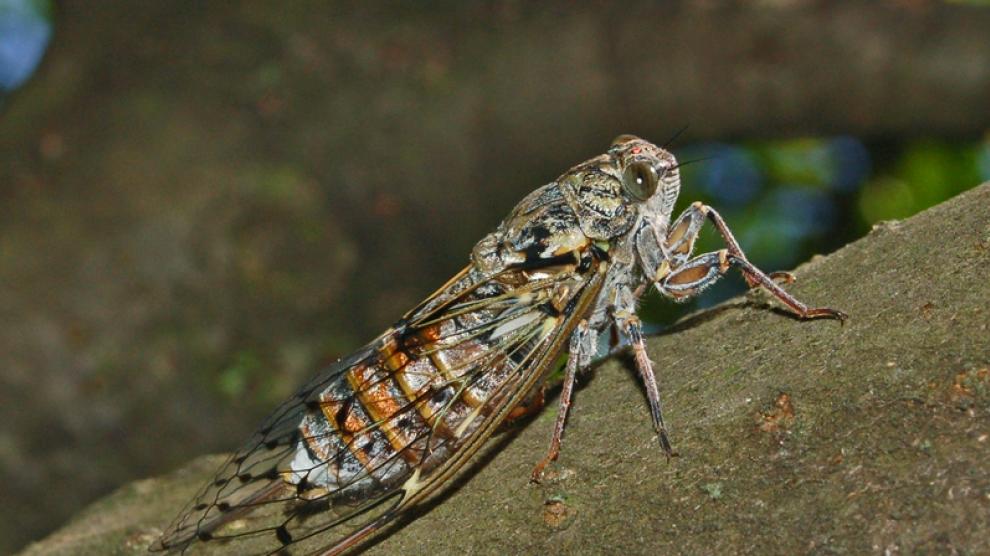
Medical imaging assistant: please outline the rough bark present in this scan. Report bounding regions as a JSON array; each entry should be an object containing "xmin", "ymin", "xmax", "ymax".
[{"xmin": 21, "ymin": 183, "xmax": 990, "ymax": 555}]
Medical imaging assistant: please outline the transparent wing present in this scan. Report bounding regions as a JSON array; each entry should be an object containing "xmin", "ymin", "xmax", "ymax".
[
  {"xmin": 153, "ymin": 346, "xmax": 392, "ymax": 555},
  {"xmin": 155, "ymin": 260, "xmax": 605, "ymax": 555}
]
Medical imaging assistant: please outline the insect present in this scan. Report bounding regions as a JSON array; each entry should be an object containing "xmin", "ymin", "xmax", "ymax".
[{"xmin": 154, "ymin": 135, "xmax": 845, "ymax": 555}]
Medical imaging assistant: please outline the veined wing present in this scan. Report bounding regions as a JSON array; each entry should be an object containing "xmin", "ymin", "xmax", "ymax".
[{"xmin": 155, "ymin": 254, "xmax": 606, "ymax": 555}]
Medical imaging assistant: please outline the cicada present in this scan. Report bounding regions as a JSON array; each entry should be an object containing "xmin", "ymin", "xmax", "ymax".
[{"xmin": 154, "ymin": 135, "xmax": 844, "ymax": 555}]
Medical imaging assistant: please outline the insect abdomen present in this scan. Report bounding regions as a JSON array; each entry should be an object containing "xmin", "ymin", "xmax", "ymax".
[
  {"xmin": 286, "ymin": 329, "xmax": 509, "ymax": 499},
  {"xmin": 282, "ymin": 264, "xmax": 562, "ymax": 507}
]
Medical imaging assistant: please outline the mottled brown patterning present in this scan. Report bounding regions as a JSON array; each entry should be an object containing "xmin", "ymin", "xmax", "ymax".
[{"xmin": 154, "ymin": 136, "xmax": 844, "ymax": 555}]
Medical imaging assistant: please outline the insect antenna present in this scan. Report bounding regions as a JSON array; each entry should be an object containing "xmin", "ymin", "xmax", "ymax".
[
  {"xmin": 670, "ymin": 156, "xmax": 714, "ymax": 172},
  {"xmin": 662, "ymin": 124, "xmax": 690, "ymax": 149}
]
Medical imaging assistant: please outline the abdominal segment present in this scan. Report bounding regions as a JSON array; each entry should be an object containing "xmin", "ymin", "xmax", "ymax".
[{"xmin": 283, "ymin": 270, "xmax": 565, "ymax": 501}]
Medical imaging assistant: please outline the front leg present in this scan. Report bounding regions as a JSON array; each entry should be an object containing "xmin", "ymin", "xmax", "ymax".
[
  {"xmin": 608, "ymin": 283, "xmax": 675, "ymax": 457},
  {"xmin": 530, "ymin": 320, "xmax": 595, "ymax": 483},
  {"xmin": 658, "ymin": 202, "xmax": 845, "ymax": 321},
  {"xmin": 664, "ymin": 202, "xmax": 796, "ymax": 286},
  {"xmin": 615, "ymin": 311, "xmax": 675, "ymax": 457},
  {"xmin": 659, "ymin": 249, "xmax": 846, "ymax": 320}
]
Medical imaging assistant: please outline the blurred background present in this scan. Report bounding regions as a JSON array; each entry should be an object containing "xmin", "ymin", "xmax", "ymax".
[{"xmin": 1, "ymin": 1, "xmax": 989, "ymax": 552}]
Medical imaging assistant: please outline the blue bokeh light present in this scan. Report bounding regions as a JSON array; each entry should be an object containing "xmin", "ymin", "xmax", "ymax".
[
  {"xmin": 771, "ymin": 187, "xmax": 836, "ymax": 239},
  {"xmin": 0, "ymin": 0, "xmax": 52, "ymax": 92},
  {"xmin": 827, "ymin": 136, "xmax": 872, "ymax": 192},
  {"xmin": 691, "ymin": 143, "xmax": 763, "ymax": 206}
]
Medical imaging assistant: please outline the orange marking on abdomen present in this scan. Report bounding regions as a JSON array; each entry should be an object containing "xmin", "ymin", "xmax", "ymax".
[
  {"xmin": 347, "ymin": 350, "xmax": 424, "ymax": 466},
  {"xmin": 400, "ymin": 323, "xmax": 441, "ymax": 348},
  {"xmin": 392, "ymin": 356, "xmax": 459, "ymax": 441},
  {"xmin": 384, "ymin": 349, "xmax": 409, "ymax": 374},
  {"xmin": 427, "ymin": 351, "xmax": 481, "ymax": 409},
  {"xmin": 400, "ymin": 321, "xmax": 483, "ymax": 409},
  {"xmin": 315, "ymin": 372, "xmax": 373, "ymax": 469}
]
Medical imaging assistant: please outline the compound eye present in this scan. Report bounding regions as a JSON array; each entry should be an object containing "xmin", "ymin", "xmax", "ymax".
[{"xmin": 621, "ymin": 161, "xmax": 659, "ymax": 201}]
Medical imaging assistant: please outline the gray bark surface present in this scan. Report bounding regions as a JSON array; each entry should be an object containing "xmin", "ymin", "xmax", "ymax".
[{"xmin": 21, "ymin": 183, "xmax": 990, "ymax": 555}]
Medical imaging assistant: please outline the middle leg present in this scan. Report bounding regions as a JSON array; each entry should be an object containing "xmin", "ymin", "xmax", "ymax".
[
  {"xmin": 618, "ymin": 313, "xmax": 674, "ymax": 457},
  {"xmin": 530, "ymin": 319, "xmax": 595, "ymax": 483}
]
